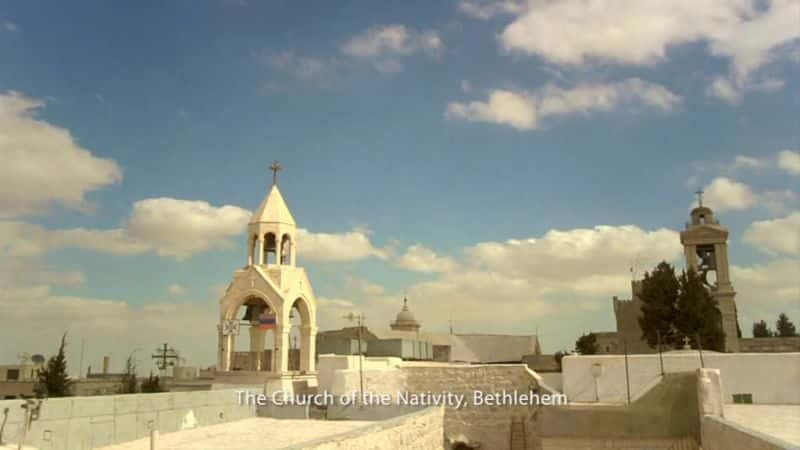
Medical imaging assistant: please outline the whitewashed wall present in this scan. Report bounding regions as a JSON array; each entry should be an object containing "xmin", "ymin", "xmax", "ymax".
[{"xmin": 562, "ymin": 352, "xmax": 800, "ymax": 404}]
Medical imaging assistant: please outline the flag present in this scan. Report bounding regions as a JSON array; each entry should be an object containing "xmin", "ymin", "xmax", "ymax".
[{"xmin": 258, "ymin": 311, "xmax": 276, "ymax": 330}]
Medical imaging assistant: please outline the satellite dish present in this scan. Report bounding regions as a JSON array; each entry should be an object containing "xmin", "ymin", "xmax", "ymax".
[{"xmin": 31, "ymin": 354, "xmax": 46, "ymax": 365}]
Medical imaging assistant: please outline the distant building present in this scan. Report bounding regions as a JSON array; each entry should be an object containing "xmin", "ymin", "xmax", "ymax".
[
  {"xmin": 317, "ymin": 299, "xmax": 542, "ymax": 363},
  {"xmin": 0, "ymin": 363, "xmax": 39, "ymax": 399}
]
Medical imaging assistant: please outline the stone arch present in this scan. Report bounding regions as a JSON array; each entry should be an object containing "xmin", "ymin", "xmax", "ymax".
[{"xmin": 287, "ymin": 296, "xmax": 316, "ymax": 373}]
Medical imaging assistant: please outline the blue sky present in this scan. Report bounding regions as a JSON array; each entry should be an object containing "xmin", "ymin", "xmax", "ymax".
[{"xmin": 1, "ymin": 0, "xmax": 798, "ymax": 371}]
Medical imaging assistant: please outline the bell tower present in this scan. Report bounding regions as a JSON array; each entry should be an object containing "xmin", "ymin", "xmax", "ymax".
[
  {"xmin": 679, "ymin": 191, "xmax": 740, "ymax": 352},
  {"xmin": 247, "ymin": 161, "xmax": 297, "ymax": 268},
  {"xmin": 216, "ymin": 162, "xmax": 318, "ymax": 393}
]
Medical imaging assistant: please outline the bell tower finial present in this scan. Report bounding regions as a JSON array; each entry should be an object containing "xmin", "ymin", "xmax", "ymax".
[
  {"xmin": 270, "ymin": 161, "xmax": 283, "ymax": 186},
  {"xmin": 695, "ymin": 189, "xmax": 704, "ymax": 208}
]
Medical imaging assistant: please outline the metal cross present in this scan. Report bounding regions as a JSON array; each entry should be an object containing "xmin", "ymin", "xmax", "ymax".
[
  {"xmin": 682, "ymin": 336, "xmax": 691, "ymax": 349},
  {"xmin": 695, "ymin": 189, "xmax": 704, "ymax": 207},
  {"xmin": 269, "ymin": 161, "xmax": 282, "ymax": 185}
]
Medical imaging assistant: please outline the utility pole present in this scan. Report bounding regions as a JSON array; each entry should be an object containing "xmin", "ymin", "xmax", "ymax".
[{"xmin": 343, "ymin": 312, "xmax": 366, "ymax": 400}]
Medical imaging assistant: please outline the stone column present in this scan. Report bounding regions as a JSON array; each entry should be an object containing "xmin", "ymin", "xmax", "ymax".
[
  {"xmin": 218, "ymin": 325, "xmax": 235, "ymax": 372},
  {"xmin": 713, "ymin": 243, "xmax": 732, "ymax": 289},
  {"xmin": 684, "ymin": 244, "xmax": 697, "ymax": 271},
  {"xmin": 274, "ymin": 327, "xmax": 291, "ymax": 373},
  {"xmin": 300, "ymin": 325, "xmax": 317, "ymax": 373},
  {"xmin": 276, "ymin": 238, "xmax": 283, "ymax": 266},
  {"xmin": 247, "ymin": 238, "xmax": 254, "ymax": 266},
  {"xmin": 250, "ymin": 326, "xmax": 265, "ymax": 370},
  {"xmin": 256, "ymin": 238, "xmax": 264, "ymax": 265}
]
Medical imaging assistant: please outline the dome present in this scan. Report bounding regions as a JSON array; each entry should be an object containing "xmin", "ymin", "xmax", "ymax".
[{"xmin": 390, "ymin": 297, "xmax": 421, "ymax": 331}]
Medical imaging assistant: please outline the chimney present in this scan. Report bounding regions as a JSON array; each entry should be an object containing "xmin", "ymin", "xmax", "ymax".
[{"xmin": 102, "ymin": 356, "xmax": 110, "ymax": 374}]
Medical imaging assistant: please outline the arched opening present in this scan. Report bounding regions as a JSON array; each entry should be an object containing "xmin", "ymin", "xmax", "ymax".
[
  {"xmin": 289, "ymin": 297, "xmax": 314, "ymax": 373},
  {"xmin": 231, "ymin": 296, "xmax": 277, "ymax": 372},
  {"xmin": 263, "ymin": 233, "xmax": 277, "ymax": 265},
  {"xmin": 280, "ymin": 234, "xmax": 292, "ymax": 265}
]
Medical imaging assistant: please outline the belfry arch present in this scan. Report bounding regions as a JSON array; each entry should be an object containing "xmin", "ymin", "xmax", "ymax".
[{"xmin": 216, "ymin": 163, "xmax": 318, "ymax": 392}]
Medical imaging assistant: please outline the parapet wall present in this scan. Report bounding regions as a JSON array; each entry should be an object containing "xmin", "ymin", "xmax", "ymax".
[
  {"xmin": 283, "ymin": 406, "xmax": 444, "ymax": 450},
  {"xmin": 0, "ymin": 388, "xmax": 256, "ymax": 450},
  {"xmin": 316, "ymin": 356, "xmax": 549, "ymax": 450},
  {"xmin": 562, "ymin": 352, "xmax": 800, "ymax": 404}
]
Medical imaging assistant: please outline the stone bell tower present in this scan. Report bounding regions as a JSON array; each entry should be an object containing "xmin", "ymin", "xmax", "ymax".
[
  {"xmin": 679, "ymin": 192, "xmax": 740, "ymax": 352},
  {"xmin": 216, "ymin": 162, "xmax": 318, "ymax": 392}
]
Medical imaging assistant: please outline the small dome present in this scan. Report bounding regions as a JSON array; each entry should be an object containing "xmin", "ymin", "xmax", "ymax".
[{"xmin": 390, "ymin": 297, "xmax": 421, "ymax": 331}]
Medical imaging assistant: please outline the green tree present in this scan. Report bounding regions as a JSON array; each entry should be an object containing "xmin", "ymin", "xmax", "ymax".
[
  {"xmin": 752, "ymin": 320, "xmax": 773, "ymax": 338},
  {"xmin": 575, "ymin": 332, "xmax": 598, "ymax": 355},
  {"xmin": 119, "ymin": 354, "xmax": 138, "ymax": 394},
  {"xmin": 36, "ymin": 333, "xmax": 71, "ymax": 397},
  {"xmin": 776, "ymin": 313, "xmax": 798, "ymax": 337},
  {"xmin": 140, "ymin": 373, "xmax": 164, "ymax": 393},
  {"xmin": 638, "ymin": 261, "xmax": 681, "ymax": 348},
  {"xmin": 675, "ymin": 269, "xmax": 725, "ymax": 351}
]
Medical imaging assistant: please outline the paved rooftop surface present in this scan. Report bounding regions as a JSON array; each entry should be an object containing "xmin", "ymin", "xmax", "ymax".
[
  {"xmin": 724, "ymin": 404, "xmax": 800, "ymax": 446},
  {"xmin": 99, "ymin": 418, "xmax": 373, "ymax": 450}
]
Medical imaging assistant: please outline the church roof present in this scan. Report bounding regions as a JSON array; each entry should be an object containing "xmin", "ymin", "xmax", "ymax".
[{"xmin": 250, "ymin": 184, "xmax": 296, "ymax": 226}]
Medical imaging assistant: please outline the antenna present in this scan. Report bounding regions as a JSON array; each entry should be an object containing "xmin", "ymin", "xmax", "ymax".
[{"xmin": 629, "ymin": 253, "xmax": 641, "ymax": 280}]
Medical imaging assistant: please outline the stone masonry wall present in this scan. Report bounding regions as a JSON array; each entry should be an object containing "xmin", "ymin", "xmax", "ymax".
[
  {"xmin": 0, "ymin": 388, "xmax": 256, "ymax": 450},
  {"xmin": 400, "ymin": 363, "xmax": 546, "ymax": 450},
  {"xmin": 285, "ymin": 406, "xmax": 444, "ymax": 450}
]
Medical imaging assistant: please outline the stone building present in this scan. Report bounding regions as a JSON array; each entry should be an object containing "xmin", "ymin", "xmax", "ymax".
[
  {"xmin": 317, "ymin": 298, "xmax": 541, "ymax": 363},
  {"xmin": 215, "ymin": 166, "xmax": 318, "ymax": 393}
]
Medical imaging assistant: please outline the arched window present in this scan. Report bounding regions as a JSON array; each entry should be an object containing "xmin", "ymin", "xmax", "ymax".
[{"xmin": 264, "ymin": 233, "xmax": 277, "ymax": 265}]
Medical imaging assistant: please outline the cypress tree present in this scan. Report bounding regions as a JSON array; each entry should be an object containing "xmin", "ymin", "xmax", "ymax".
[{"xmin": 36, "ymin": 333, "xmax": 71, "ymax": 397}]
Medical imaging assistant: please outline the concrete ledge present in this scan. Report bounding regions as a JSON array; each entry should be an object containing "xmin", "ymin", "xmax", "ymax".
[{"xmin": 701, "ymin": 415, "xmax": 795, "ymax": 450}]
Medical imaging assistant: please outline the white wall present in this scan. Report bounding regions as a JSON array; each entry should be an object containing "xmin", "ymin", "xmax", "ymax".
[
  {"xmin": 0, "ymin": 388, "xmax": 257, "ymax": 450},
  {"xmin": 562, "ymin": 352, "xmax": 800, "ymax": 404}
]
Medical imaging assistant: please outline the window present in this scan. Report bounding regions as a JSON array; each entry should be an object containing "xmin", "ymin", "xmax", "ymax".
[
  {"xmin": 6, "ymin": 369, "xmax": 20, "ymax": 381},
  {"xmin": 732, "ymin": 393, "xmax": 753, "ymax": 404}
]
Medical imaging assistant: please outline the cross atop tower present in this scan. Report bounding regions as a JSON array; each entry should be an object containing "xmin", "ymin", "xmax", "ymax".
[
  {"xmin": 270, "ymin": 161, "xmax": 283, "ymax": 185},
  {"xmin": 695, "ymin": 189, "xmax": 704, "ymax": 207}
]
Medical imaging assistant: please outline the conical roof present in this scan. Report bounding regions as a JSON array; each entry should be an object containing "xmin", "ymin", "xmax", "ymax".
[{"xmin": 250, "ymin": 184, "xmax": 296, "ymax": 226}]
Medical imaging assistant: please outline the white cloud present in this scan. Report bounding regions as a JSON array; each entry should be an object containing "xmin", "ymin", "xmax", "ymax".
[
  {"xmin": 1, "ymin": 20, "xmax": 17, "ymax": 32},
  {"xmin": 0, "ymin": 286, "xmax": 218, "ymax": 375},
  {"xmin": 167, "ymin": 283, "xmax": 187, "ymax": 296},
  {"xmin": 0, "ymin": 91, "xmax": 122, "ymax": 218},
  {"xmin": 298, "ymin": 228, "xmax": 388, "ymax": 262},
  {"xmin": 340, "ymin": 24, "xmax": 443, "ymax": 72},
  {"xmin": 701, "ymin": 177, "xmax": 758, "ymax": 212},
  {"xmin": 447, "ymin": 89, "xmax": 537, "ymax": 130},
  {"xmin": 458, "ymin": 0, "xmax": 524, "ymax": 19},
  {"xmin": 446, "ymin": 78, "xmax": 680, "ymax": 130},
  {"xmin": 777, "ymin": 150, "xmax": 800, "ymax": 175},
  {"xmin": 260, "ymin": 50, "xmax": 329, "ymax": 80},
  {"xmin": 708, "ymin": 76, "xmax": 743, "ymax": 104},
  {"xmin": 126, "ymin": 198, "xmax": 251, "ymax": 259},
  {"xmin": 732, "ymin": 259, "xmax": 800, "ymax": 325},
  {"xmin": 495, "ymin": 0, "xmax": 800, "ymax": 101},
  {"xmin": 743, "ymin": 212, "xmax": 800, "ymax": 256},
  {"xmin": 395, "ymin": 245, "xmax": 458, "ymax": 273}
]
